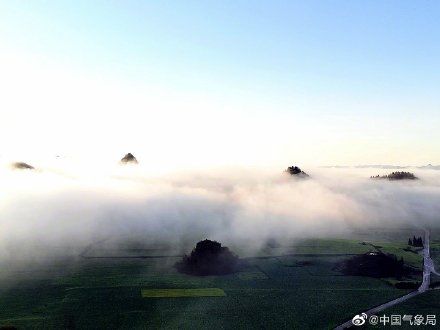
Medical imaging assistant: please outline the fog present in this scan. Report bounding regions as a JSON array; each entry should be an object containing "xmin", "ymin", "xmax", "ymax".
[{"xmin": 1, "ymin": 159, "xmax": 440, "ymax": 265}]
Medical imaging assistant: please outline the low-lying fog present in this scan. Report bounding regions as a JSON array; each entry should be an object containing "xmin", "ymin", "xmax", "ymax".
[{"xmin": 1, "ymin": 159, "xmax": 440, "ymax": 266}]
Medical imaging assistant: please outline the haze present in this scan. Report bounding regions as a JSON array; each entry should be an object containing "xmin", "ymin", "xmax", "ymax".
[{"xmin": 1, "ymin": 162, "xmax": 440, "ymax": 265}]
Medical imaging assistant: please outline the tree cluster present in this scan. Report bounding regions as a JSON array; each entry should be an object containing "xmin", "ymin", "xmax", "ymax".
[
  {"xmin": 11, "ymin": 162, "xmax": 34, "ymax": 170},
  {"xmin": 175, "ymin": 239, "xmax": 239, "ymax": 276},
  {"xmin": 408, "ymin": 236, "xmax": 423, "ymax": 247},
  {"xmin": 120, "ymin": 153, "xmax": 138, "ymax": 164},
  {"xmin": 338, "ymin": 252, "xmax": 410, "ymax": 279},
  {"xmin": 370, "ymin": 171, "xmax": 418, "ymax": 180},
  {"xmin": 285, "ymin": 166, "xmax": 309, "ymax": 178}
]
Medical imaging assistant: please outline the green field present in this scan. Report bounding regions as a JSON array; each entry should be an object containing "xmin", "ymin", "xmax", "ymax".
[
  {"xmin": 0, "ymin": 237, "xmax": 424, "ymax": 329},
  {"xmin": 237, "ymin": 270, "xmax": 269, "ymax": 280},
  {"xmin": 364, "ymin": 290, "xmax": 440, "ymax": 330},
  {"xmin": 141, "ymin": 288, "xmax": 226, "ymax": 298}
]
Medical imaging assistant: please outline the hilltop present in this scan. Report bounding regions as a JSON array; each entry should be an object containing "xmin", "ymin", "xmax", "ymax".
[
  {"xmin": 120, "ymin": 153, "xmax": 138, "ymax": 164},
  {"xmin": 371, "ymin": 171, "xmax": 418, "ymax": 180},
  {"xmin": 11, "ymin": 162, "xmax": 34, "ymax": 170},
  {"xmin": 285, "ymin": 166, "xmax": 309, "ymax": 178}
]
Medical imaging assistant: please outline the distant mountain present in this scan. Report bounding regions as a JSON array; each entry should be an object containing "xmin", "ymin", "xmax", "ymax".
[
  {"xmin": 321, "ymin": 165, "xmax": 350, "ymax": 168},
  {"xmin": 355, "ymin": 165, "xmax": 408, "ymax": 169},
  {"xmin": 120, "ymin": 153, "xmax": 138, "ymax": 164},
  {"xmin": 322, "ymin": 165, "xmax": 408, "ymax": 169},
  {"xmin": 285, "ymin": 166, "xmax": 309, "ymax": 178},
  {"xmin": 371, "ymin": 171, "xmax": 418, "ymax": 181},
  {"xmin": 418, "ymin": 164, "xmax": 440, "ymax": 170},
  {"xmin": 11, "ymin": 162, "xmax": 34, "ymax": 170},
  {"xmin": 323, "ymin": 164, "xmax": 440, "ymax": 170}
]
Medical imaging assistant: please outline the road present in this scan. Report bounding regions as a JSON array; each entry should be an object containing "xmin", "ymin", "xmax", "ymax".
[
  {"xmin": 334, "ymin": 229, "xmax": 433, "ymax": 329},
  {"xmin": 423, "ymin": 230, "xmax": 440, "ymax": 276},
  {"xmin": 419, "ymin": 229, "xmax": 431, "ymax": 292}
]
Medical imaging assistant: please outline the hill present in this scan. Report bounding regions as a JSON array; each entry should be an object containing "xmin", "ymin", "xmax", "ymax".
[
  {"xmin": 371, "ymin": 171, "xmax": 418, "ymax": 180},
  {"xmin": 285, "ymin": 166, "xmax": 309, "ymax": 178},
  {"xmin": 120, "ymin": 153, "xmax": 138, "ymax": 164}
]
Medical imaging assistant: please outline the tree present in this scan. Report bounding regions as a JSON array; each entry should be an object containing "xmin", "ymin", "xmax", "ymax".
[
  {"xmin": 285, "ymin": 166, "xmax": 309, "ymax": 178},
  {"xmin": 410, "ymin": 236, "xmax": 424, "ymax": 248},
  {"xmin": 120, "ymin": 153, "xmax": 138, "ymax": 164},
  {"xmin": 338, "ymin": 252, "xmax": 412, "ymax": 279},
  {"xmin": 175, "ymin": 239, "xmax": 239, "ymax": 276},
  {"xmin": 11, "ymin": 162, "xmax": 34, "ymax": 170},
  {"xmin": 371, "ymin": 171, "xmax": 418, "ymax": 180}
]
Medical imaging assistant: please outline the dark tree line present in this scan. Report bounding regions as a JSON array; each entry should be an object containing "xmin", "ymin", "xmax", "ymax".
[
  {"xmin": 371, "ymin": 171, "xmax": 418, "ymax": 180},
  {"xmin": 338, "ymin": 251, "xmax": 410, "ymax": 279},
  {"xmin": 408, "ymin": 236, "xmax": 423, "ymax": 247}
]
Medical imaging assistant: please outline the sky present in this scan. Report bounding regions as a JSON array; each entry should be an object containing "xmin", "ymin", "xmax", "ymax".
[{"xmin": 0, "ymin": 1, "xmax": 439, "ymax": 169}]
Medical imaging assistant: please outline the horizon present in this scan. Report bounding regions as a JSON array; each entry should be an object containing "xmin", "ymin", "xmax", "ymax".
[
  {"xmin": 1, "ymin": 3, "xmax": 440, "ymax": 327},
  {"xmin": 1, "ymin": 1, "xmax": 440, "ymax": 168},
  {"xmin": 1, "ymin": 152, "xmax": 440, "ymax": 175}
]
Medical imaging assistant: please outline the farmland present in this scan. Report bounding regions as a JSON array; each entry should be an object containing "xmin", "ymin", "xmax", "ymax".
[
  {"xmin": 364, "ymin": 290, "xmax": 440, "ymax": 330},
  {"xmin": 0, "ymin": 236, "xmax": 423, "ymax": 329},
  {"xmin": 141, "ymin": 288, "xmax": 226, "ymax": 298}
]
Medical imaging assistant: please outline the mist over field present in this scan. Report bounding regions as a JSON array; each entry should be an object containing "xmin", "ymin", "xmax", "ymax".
[{"xmin": 1, "ymin": 159, "xmax": 440, "ymax": 265}]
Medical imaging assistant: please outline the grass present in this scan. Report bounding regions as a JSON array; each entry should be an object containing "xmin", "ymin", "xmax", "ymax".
[
  {"xmin": 141, "ymin": 288, "xmax": 226, "ymax": 298},
  {"xmin": 272, "ymin": 238, "xmax": 373, "ymax": 255},
  {"xmin": 237, "ymin": 270, "xmax": 269, "ymax": 280},
  {"xmin": 365, "ymin": 290, "xmax": 440, "ymax": 330},
  {"xmin": 262, "ymin": 239, "xmax": 423, "ymax": 270},
  {"xmin": 375, "ymin": 242, "xmax": 423, "ymax": 269},
  {"xmin": 0, "ymin": 236, "xmax": 423, "ymax": 329}
]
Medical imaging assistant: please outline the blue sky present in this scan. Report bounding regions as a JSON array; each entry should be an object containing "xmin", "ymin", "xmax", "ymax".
[{"xmin": 1, "ymin": 1, "xmax": 439, "ymax": 167}]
